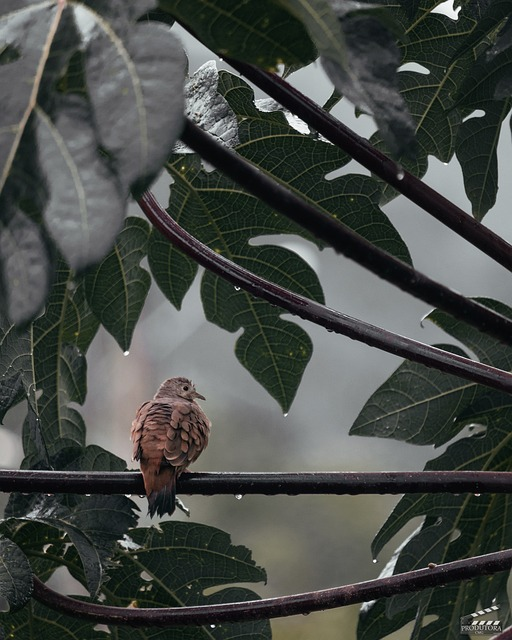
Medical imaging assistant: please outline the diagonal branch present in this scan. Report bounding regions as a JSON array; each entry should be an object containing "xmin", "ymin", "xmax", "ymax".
[
  {"xmin": 32, "ymin": 549, "xmax": 512, "ymax": 625},
  {"xmin": 139, "ymin": 191, "xmax": 512, "ymax": 393},
  {"xmin": 225, "ymin": 60, "xmax": 512, "ymax": 273},
  {"xmin": 178, "ymin": 120, "xmax": 512, "ymax": 346},
  {"xmin": 3, "ymin": 469, "xmax": 512, "ymax": 495}
]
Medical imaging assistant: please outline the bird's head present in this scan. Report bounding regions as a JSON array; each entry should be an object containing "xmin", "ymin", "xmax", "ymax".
[{"xmin": 154, "ymin": 377, "xmax": 206, "ymax": 401}]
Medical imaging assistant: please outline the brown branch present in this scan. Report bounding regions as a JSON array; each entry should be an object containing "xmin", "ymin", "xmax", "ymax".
[
  {"xmin": 32, "ymin": 549, "xmax": 512, "ymax": 626},
  {"xmin": 139, "ymin": 191, "xmax": 512, "ymax": 394},
  {"xmin": 3, "ymin": 469, "xmax": 512, "ymax": 495}
]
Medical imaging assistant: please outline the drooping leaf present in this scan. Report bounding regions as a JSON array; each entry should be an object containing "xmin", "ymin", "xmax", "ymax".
[
  {"xmin": 0, "ymin": 536, "xmax": 33, "ymax": 612},
  {"xmin": 374, "ymin": 9, "xmax": 477, "ymax": 202},
  {"xmin": 456, "ymin": 102, "xmax": 510, "ymax": 220},
  {"xmin": 104, "ymin": 521, "xmax": 271, "ymax": 639},
  {"xmin": 85, "ymin": 216, "xmax": 151, "ymax": 353},
  {"xmin": 159, "ymin": 0, "xmax": 316, "ymax": 69}
]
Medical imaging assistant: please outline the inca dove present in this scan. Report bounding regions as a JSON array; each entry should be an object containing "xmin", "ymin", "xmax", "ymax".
[{"xmin": 131, "ymin": 377, "xmax": 211, "ymax": 517}]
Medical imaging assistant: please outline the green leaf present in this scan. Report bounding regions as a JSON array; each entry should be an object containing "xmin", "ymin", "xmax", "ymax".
[
  {"xmin": 361, "ymin": 409, "xmax": 512, "ymax": 638},
  {"xmin": 21, "ymin": 261, "xmax": 100, "ymax": 464},
  {"xmin": 202, "ymin": 272, "xmax": 314, "ymax": 412},
  {"xmin": 147, "ymin": 228, "xmax": 198, "ymax": 310},
  {"xmin": 6, "ymin": 490, "xmax": 138, "ymax": 598},
  {"xmin": 350, "ymin": 344, "xmax": 479, "ymax": 447},
  {"xmin": 0, "ymin": 536, "xmax": 32, "ymax": 612},
  {"xmin": 104, "ymin": 521, "xmax": 271, "ymax": 639},
  {"xmin": 85, "ymin": 216, "xmax": 151, "ymax": 353},
  {"xmin": 2, "ymin": 601, "xmax": 110, "ymax": 639},
  {"xmin": 456, "ymin": 102, "xmax": 510, "ymax": 220},
  {"xmin": 159, "ymin": 0, "xmax": 316, "ymax": 69},
  {"xmin": 157, "ymin": 67, "xmax": 411, "ymax": 409}
]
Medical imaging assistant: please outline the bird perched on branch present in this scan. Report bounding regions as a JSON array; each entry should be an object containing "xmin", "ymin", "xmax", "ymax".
[{"xmin": 131, "ymin": 377, "xmax": 211, "ymax": 517}]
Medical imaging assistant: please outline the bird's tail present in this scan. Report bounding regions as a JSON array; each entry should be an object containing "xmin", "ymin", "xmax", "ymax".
[{"xmin": 144, "ymin": 465, "xmax": 177, "ymax": 518}]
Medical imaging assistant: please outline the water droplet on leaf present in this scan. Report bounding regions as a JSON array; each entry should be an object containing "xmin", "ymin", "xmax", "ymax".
[
  {"xmin": 123, "ymin": 350, "xmax": 130, "ymax": 356},
  {"xmin": 235, "ymin": 494, "xmax": 243, "ymax": 500}
]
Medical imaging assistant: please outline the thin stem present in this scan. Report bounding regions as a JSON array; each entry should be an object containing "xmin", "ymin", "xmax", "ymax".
[
  {"xmin": 3, "ymin": 469, "xmax": 512, "ymax": 495},
  {"xmin": 32, "ymin": 549, "xmax": 512, "ymax": 625},
  {"xmin": 178, "ymin": 120, "xmax": 512, "ymax": 346},
  {"xmin": 139, "ymin": 191, "xmax": 512, "ymax": 393},
  {"xmin": 226, "ymin": 60, "xmax": 512, "ymax": 273}
]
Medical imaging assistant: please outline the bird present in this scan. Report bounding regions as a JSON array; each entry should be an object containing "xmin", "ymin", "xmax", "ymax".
[{"xmin": 130, "ymin": 377, "xmax": 211, "ymax": 518}]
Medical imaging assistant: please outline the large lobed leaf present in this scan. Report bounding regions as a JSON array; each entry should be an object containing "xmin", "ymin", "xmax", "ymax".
[
  {"xmin": 0, "ymin": 1, "xmax": 185, "ymax": 323},
  {"xmin": 149, "ymin": 65, "xmax": 410, "ymax": 410},
  {"xmin": 103, "ymin": 521, "xmax": 270, "ymax": 639},
  {"xmin": 353, "ymin": 298, "xmax": 512, "ymax": 638}
]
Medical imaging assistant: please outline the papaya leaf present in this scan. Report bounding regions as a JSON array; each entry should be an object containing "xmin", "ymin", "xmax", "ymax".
[
  {"xmin": 455, "ymin": 102, "xmax": 510, "ymax": 220},
  {"xmin": 104, "ymin": 521, "xmax": 271, "ymax": 639},
  {"xmin": 85, "ymin": 217, "xmax": 151, "ymax": 353},
  {"xmin": 159, "ymin": 0, "xmax": 316, "ymax": 69},
  {"xmin": 1, "ymin": 601, "xmax": 110, "ymax": 639},
  {"xmin": 361, "ymin": 410, "xmax": 512, "ymax": 639},
  {"xmin": 21, "ymin": 261, "xmax": 100, "ymax": 465},
  {"xmin": 0, "ymin": 536, "xmax": 32, "ymax": 612},
  {"xmin": 5, "ymin": 491, "xmax": 138, "ymax": 598},
  {"xmin": 154, "ymin": 66, "xmax": 410, "ymax": 410},
  {"xmin": 350, "ymin": 344, "xmax": 479, "ymax": 447}
]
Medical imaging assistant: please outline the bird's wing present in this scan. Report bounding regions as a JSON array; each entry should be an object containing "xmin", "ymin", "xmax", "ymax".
[
  {"xmin": 164, "ymin": 400, "xmax": 211, "ymax": 468},
  {"xmin": 130, "ymin": 401, "xmax": 151, "ymax": 461}
]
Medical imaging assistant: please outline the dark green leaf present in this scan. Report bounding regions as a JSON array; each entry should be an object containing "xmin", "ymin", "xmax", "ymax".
[
  {"xmin": 0, "ymin": 536, "xmax": 32, "ymax": 612},
  {"xmin": 85, "ymin": 217, "xmax": 151, "ymax": 353},
  {"xmin": 105, "ymin": 521, "xmax": 270, "ymax": 639},
  {"xmin": 2, "ymin": 601, "xmax": 110, "ymax": 639},
  {"xmin": 159, "ymin": 0, "xmax": 316, "ymax": 69},
  {"xmin": 6, "ymin": 492, "xmax": 137, "ymax": 598},
  {"xmin": 21, "ymin": 261, "xmax": 99, "ymax": 463},
  {"xmin": 350, "ymin": 345, "xmax": 477, "ymax": 446},
  {"xmin": 363, "ymin": 410, "xmax": 512, "ymax": 639},
  {"xmin": 456, "ymin": 102, "xmax": 510, "ymax": 220},
  {"xmin": 147, "ymin": 228, "xmax": 198, "ymax": 310},
  {"xmin": 160, "ymin": 67, "xmax": 411, "ymax": 409}
]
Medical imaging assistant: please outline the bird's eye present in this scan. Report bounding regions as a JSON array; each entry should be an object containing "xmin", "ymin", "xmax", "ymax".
[{"xmin": 183, "ymin": 385, "xmax": 189, "ymax": 391}]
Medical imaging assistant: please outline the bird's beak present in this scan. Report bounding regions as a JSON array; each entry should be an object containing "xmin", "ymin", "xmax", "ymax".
[{"xmin": 194, "ymin": 391, "xmax": 206, "ymax": 401}]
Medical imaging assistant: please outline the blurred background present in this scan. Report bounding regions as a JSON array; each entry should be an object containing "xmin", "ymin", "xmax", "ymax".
[{"xmin": 3, "ymin": 4, "xmax": 512, "ymax": 638}]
